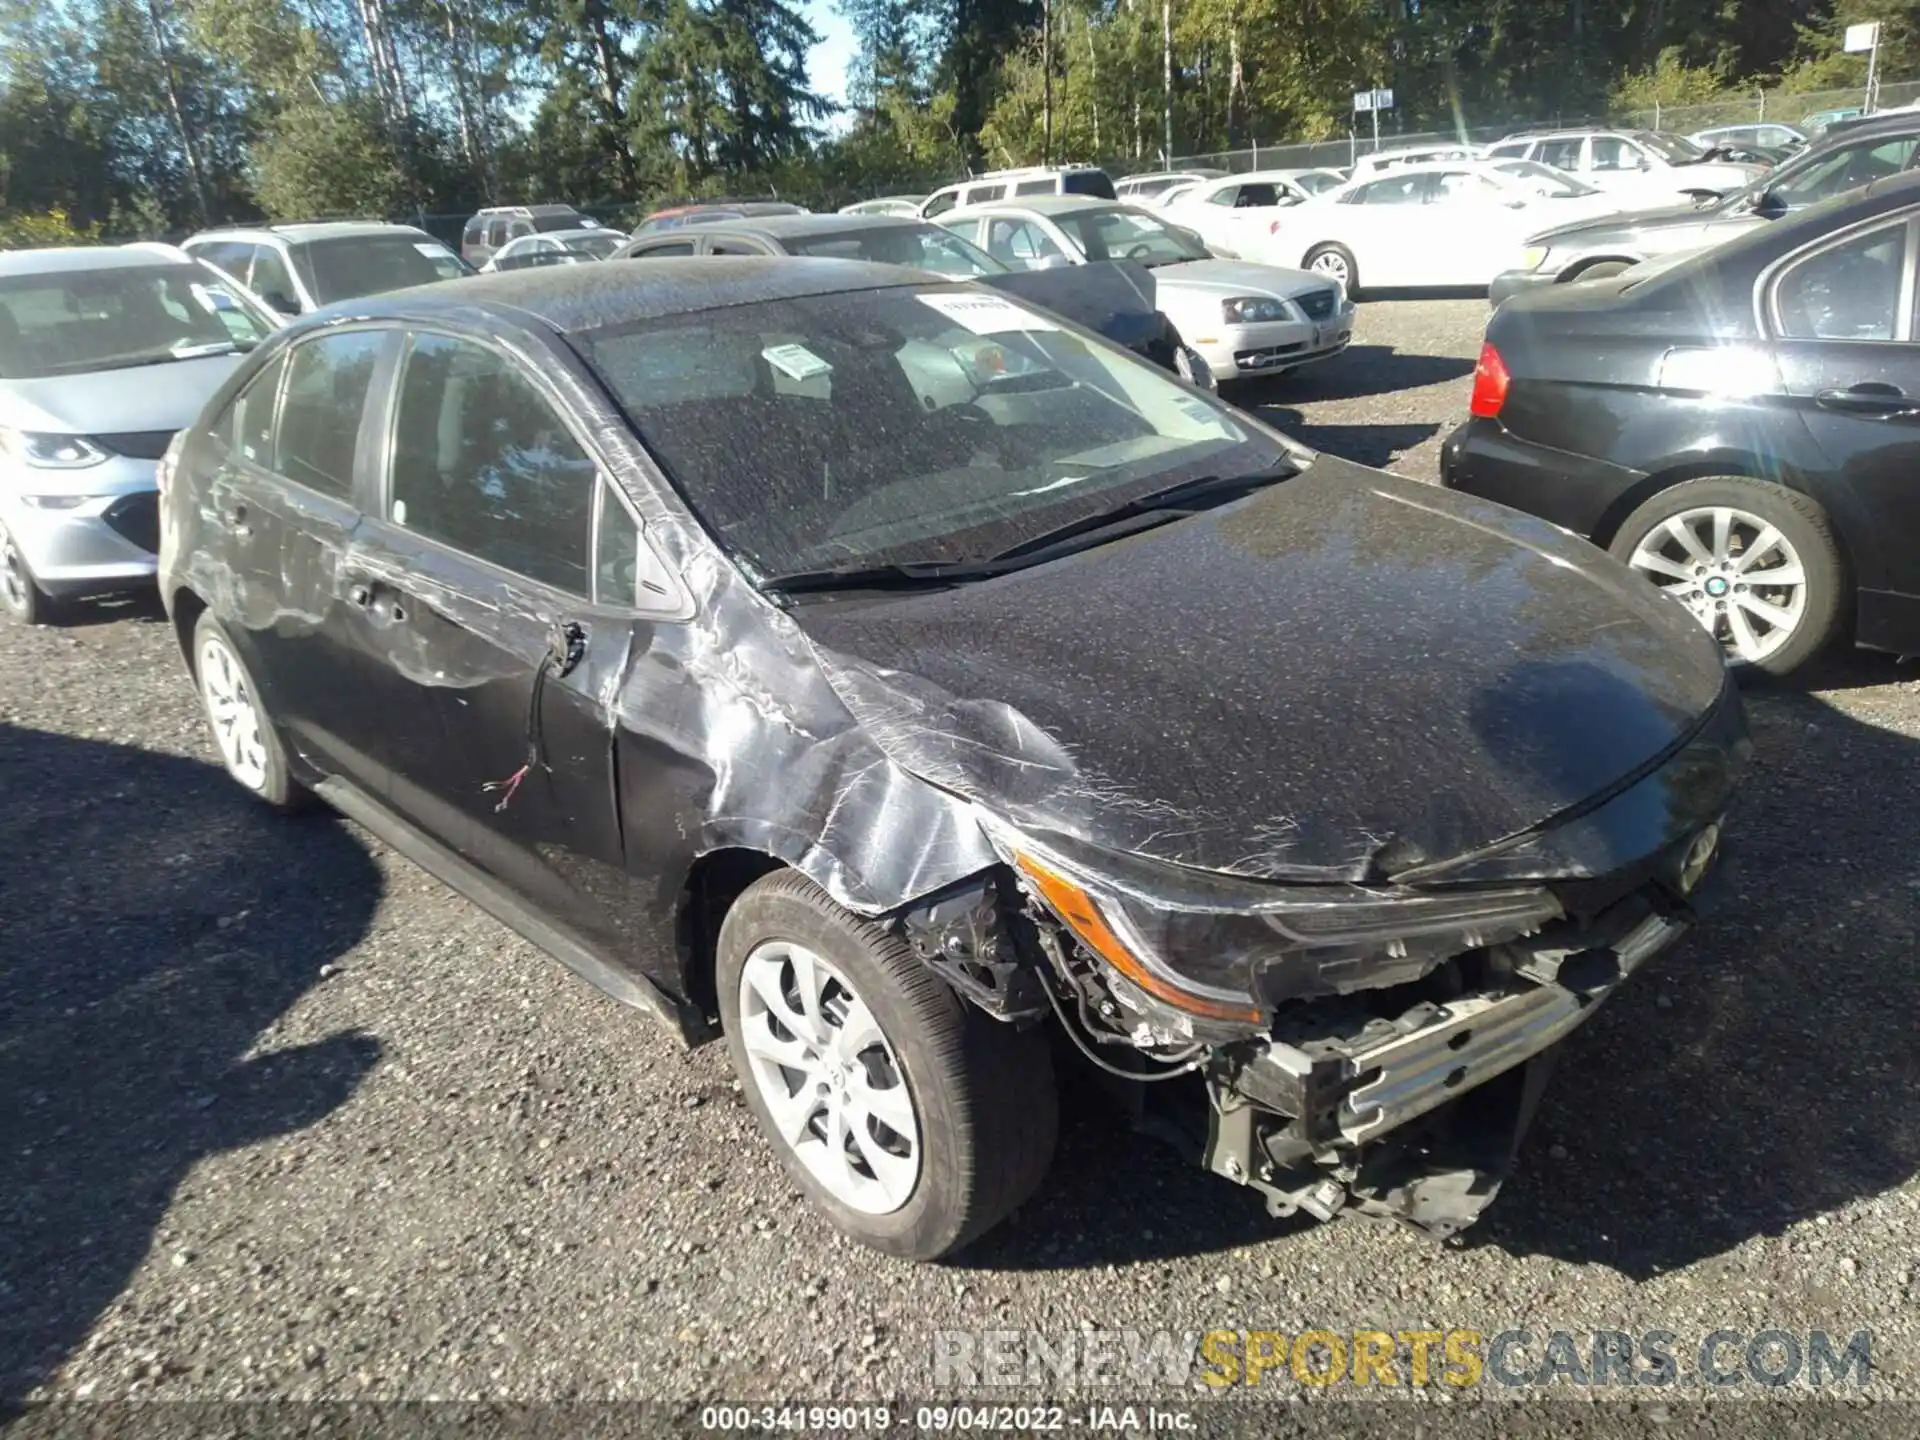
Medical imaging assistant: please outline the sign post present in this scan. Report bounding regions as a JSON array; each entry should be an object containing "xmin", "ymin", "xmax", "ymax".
[
  {"xmin": 1352, "ymin": 86, "xmax": 1394, "ymax": 151},
  {"xmin": 1846, "ymin": 21, "xmax": 1882, "ymax": 112}
]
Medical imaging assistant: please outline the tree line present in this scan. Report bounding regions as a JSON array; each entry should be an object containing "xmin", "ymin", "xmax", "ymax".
[{"xmin": 0, "ymin": 0, "xmax": 1914, "ymax": 239}]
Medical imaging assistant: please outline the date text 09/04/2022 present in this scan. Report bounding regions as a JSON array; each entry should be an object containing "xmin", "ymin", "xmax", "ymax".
[{"xmin": 699, "ymin": 1405, "xmax": 1196, "ymax": 1432}]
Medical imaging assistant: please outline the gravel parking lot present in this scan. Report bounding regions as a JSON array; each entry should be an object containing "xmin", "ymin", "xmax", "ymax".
[{"xmin": 6, "ymin": 298, "xmax": 1920, "ymax": 1412}]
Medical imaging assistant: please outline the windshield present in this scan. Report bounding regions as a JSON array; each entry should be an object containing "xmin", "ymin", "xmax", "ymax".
[
  {"xmin": 294, "ymin": 235, "xmax": 472, "ymax": 304},
  {"xmin": 0, "ymin": 262, "xmax": 274, "ymax": 379},
  {"xmin": 1494, "ymin": 160, "xmax": 1599, "ymax": 197},
  {"xmin": 786, "ymin": 225, "xmax": 1006, "ymax": 276},
  {"xmin": 1051, "ymin": 208, "xmax": 1209, "ymax": 265},
  {"xmin": 1637, "ymin": 131, "xmax": 1704, "ymax": 163},
  {"xmin": 1295, "ymin": 171, "xmax": 1343, "ymax": 195},
  {"xmin": 1763, "ymin": 135, "xmax": 1920, "ymax": 208},
  {"xmin": 577, "ymin": 286, "xmax": 1292, "ymax": 578}
]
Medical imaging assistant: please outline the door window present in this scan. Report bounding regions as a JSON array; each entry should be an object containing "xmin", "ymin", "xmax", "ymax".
[
  {"xmin": 1487, "ymin": 140, "xmax": 1531, "ymax": 160},
  {"xmin": 386, "ymin": 334, "xmax": 598, "ymax": 594},
  {"xmin": 1232, "ymin": 182, "xmax": 1280, "ymax": 208},
  {"xmin": 627, "ymin": 241, "xmax": 696, "ymax": 258},
  {"xmin": 706, "ymin": 238, "xmax": 767, "ymax": 255},
  {"xmin": 1431, "ymin": 170, "xmax": 1501, "ymax": 202},
  {"xmin": 963, "ymin": 183, "xmax": 1009, "ymax": 207},
  {"xmin": 1772, "ymin": 221, "xmax": 1911, "ymax": 342},
  {"xmin": 1589, "ymin": 136, "xmax": 1642, "ymax": 172},
  {"xmin": 985, "ymin": 218, "xmax": 1067, "ymax": 267},
  {"xmin": 228, "ymin": 354, "xmax": 287, "ymax": 466},
  {"xmin": 485, "ymin": 218, "xmax": 509, "ymax": 247},
  {"xmin": 192, "ymin": 240, "xmax": 252, "ymax": 277},
  {"xmin": 921, "ymin": 190, "xmax": 960, "ymax": 218},
  {"xmin": 1534, "ymin": 138, "xmax": 1585, "ymax": 172},
  {"xmin": 250, "ymin": 247, "xmax": 300, "ymax": 310},
  {"xmin": 273, "ymin": 330, "xmax": 385, "ymax": 499},
  {"xmin": 1352, "ymin": 174, "xmax": 1428, "ymax": 205}
]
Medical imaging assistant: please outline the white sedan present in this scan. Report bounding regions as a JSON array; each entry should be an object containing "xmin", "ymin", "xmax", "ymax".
[
  {"xmin": 481, "ymin": 227, "xmax": 624, "ymax": 272},
  {"xmin": 938, "ymin": 196, "xmax": 1354, "ymax": 382},
  {"xmin": 1272, "ymin": 160, "xmax": 1627, "ymax": 292},
  {"xmin": 1160, "ymin": 168, "xmax": 1346, "ymax": 256}
]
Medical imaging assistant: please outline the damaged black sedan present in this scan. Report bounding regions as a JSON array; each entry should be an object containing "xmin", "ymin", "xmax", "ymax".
[{"xmin": 159, "ymin": 259, "xmax": 1745, "ymax": 1260}]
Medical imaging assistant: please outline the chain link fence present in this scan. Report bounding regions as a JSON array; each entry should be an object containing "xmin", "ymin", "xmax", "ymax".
[{"xmin": 1167, "ymin": 80, "xmax": 1920, "ymax": 176}]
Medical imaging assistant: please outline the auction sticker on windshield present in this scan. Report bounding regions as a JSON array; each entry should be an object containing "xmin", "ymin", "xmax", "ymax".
[
  {"xmin": 918, "ymin": 292, "xmax": 1059, "ymax": 334},
  {"xmin": 762, "ymin": 342, "xmax": 833, "ymax": 381}
]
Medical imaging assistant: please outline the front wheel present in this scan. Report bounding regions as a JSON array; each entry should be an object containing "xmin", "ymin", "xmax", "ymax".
[
  {"xmin": 1608, "ymin": 476, "xmax": 1845, "ymax": 677},
  {"xmin": 718, "ymin": 871, "xmax": 1057, "ymax": 1260},
  {"xmin": 0, "ymin": 525, "xmax": 58, "ymax": 625},
  {"xmin": 1303, "ymin": 243, "xmax": 1358, "ymax": 295}
]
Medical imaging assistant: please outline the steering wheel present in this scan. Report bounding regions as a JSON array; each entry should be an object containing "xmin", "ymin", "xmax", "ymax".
[{"xmin": 1123, "ymin": 242, "xmax": 1154, "ymax": 260}]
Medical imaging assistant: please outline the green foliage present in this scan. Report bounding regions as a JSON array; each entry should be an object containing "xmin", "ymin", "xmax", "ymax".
[
  {"xmin": 1611, "ymin": 46, "xmax": 1732, "ymax": 112},
  {"xmin": 0, "ymin": 207, "xmax": 100, "ymax": 248},
  {"xmin": 251, "ymin": 99, "xmax": 410, "ymax": 219}
]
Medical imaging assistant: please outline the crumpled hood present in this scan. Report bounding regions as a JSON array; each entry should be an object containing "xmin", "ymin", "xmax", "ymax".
[
  {"xmin": 796, "ymin": 456, "xmax": 1730, "ymax": 882},
  {"xmin": 1160, "ymin": 257, "xmax": 1327, "ymax": 298},
  {"xmin": 0, "ymin": 354, "xmax": 248, "ymax": 435}
]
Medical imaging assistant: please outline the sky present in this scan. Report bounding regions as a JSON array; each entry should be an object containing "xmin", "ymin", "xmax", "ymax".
[{"xmin": 803, "ymin": 0, "xmax": 859, "ymax": 133}]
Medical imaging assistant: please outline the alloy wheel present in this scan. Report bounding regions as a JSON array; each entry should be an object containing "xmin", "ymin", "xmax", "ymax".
[
  {"xmin": 197, "ymin": 633, "xmax": 271, "ymax": 790},
  {"xmin": 1627, "ymin": 505, "xmax": 1808, "ymax": 666},
  {"xmin": 0, "ymin": 532, "xmax": 29, "ymax": 617},
  {"xmin": 736, "ymin": 939, "xmax": 921, "ymax": 1215},
  {"xmin": 1309, "ymin": 251, "xmax": 1351, "ymax": 287}
]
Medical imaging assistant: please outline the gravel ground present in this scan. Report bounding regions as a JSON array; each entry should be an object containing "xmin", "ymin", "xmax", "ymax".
[{"xmin": 5, "ymin": 298, "xmax": 1919, "ymax": 1417}]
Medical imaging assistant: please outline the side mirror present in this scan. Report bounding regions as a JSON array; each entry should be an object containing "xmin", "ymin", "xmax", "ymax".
[
  {"xmin": 262, "ymin": 291, "xmax": 301, "ymax": 316},
  {"xmin": 1753, "ymin": 188, "xmax": 1787, "ymax": 216}
]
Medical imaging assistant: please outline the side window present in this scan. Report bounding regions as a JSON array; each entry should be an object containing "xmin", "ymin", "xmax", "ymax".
[
  {"xmin": 1590, "ymin": 136, "xmax": 1638, "ymax": 171},
  {"xmin": 1773, "ymin": 222, "xmax": 1910, "ymax": 343},
  {"xmin": 1431, "ymin": 171, "xmax": 1500, "ymax": 201},
  {"xmin": 462, "ymin": 217, "xmax": 485, "ymax": 246},
  {"xmin": 194, "ymin": 241, "xmax": 250, "ymax": 277},
  {"xmin": 1234, "ymin": 183, "xmax": 1280, "ymax": 208},
  {"xmin": 387, "ymin": 334, "xmax": 598, "ymax": 594},
  {"xmin": 1205, "ymin": 185, "xmax": 1239, "ymax": 207},
  {"xmin": 1773, "ymin": 137, "xmax": 1920, "ymax": 208},
  {"xmin": 1353, "ymin": 174, "xmax": 1427, "ymax": 205},
  {"xmin": 706, "ymin": 238, "xmax": 767, "ymax": 255},
  {"xmin": 250, "ymin": 247, "xmax": 299, "ymax": 309},
  {"xmin": 1013, "ymin": 178, "xmax": 1055, "ymax": 196},
  {"xmin": 1535, "ymin": 138, "xmax": 1584, "ymax": 171},
  {"xmin": 593, "ymin": 480, "xmax": 677, "ymax": 609},
  {"xmin": 963, "ymin": 183, "xmax": 1009, "ymax": 206},
  {"xmin": 1487, "ymin": 141, "xmax": 1530, "ymax": 160},
  {"xmin": 231, "ymin": 354, "xmax": 287, "ymax": 466},
  {"xmin": 273, "ymin": 330, "xmax": 385, "ymax": 499},
  {"xmin": 922, "ymin": 189, "xmax": 959, "ymax": 218},
  {"xmin": 627, "ymin": 241, "xmax": 696, "ymax": 258},
  {"xmin": 485, "ymin": 218, "xmax": 509, "ymax": 247},
  {"xmin": 985, "ymin": 218, "xmax": 1066, "ymax": 267}
]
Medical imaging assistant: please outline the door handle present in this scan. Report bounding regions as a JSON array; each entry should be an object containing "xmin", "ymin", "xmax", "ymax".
[{"xmin": 1814, "ymin": 383, "xmax": 1916, "ymax": 416}]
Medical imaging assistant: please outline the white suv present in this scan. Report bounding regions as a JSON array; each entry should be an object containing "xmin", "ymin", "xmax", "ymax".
[
  {"xmin": 920, "ymin": 166, "xmax": 1116, "ymax": 218},
  {"xmin": 1484, "ymin": 129, "xmax": 1764, "ymax": 200},
  {"xmin": 182, "ymin": 222, "xmax": 470, "ymax": 317}
]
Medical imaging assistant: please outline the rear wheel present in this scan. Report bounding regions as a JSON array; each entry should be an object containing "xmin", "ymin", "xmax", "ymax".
[
  {"xmin": 1304, "ymin": 243, "xmax": 1358, "ymax": 295},
  {"xmin": 718, "ymin": 871, "xmax": 1057, "ymax": 1260},
  {"xmin": 1608, "ymin": 476, "xmax": 1845, "ymax": 677},
  {"xmin": 192, "ymin": 610, "xmax": 308, "ymax": 808},
  {"xmin": 0, "ymin": 526, "xmax": 57, "ymax": 625}
]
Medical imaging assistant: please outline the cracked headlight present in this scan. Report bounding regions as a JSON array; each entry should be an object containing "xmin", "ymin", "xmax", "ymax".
[
  {"xmin": 0, "ymin": 430, "xmax": 110, "ymax": 468},
  {"xmin": 1516, "ymin": 244, "xmax": 1551, "ymax": 273},
  {"xmin": 989, "ymin": 823, "xmax": 1564, "ymax": 1034},
  {"xmin": 1221, "ymin": 296, "xmax": 1291, "ymax": 324}
]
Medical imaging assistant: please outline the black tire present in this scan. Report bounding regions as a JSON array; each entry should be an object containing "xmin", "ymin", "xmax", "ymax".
[
  {"xmin": 717, "ymin": 870, "xmax": 1057, "ymax": 1260},
  {"xmin": 191, "ymin": 609, "xmax": 309, "ymax": 809},
  {"xmin": 1607, "ymin": 476, "xmax": 1846, "ymax": 678},
  {"xmin": 1303, "ymin": 243, "xmax": 1359, "ymax": 296},
  {"xmin": 0, "ymin": 525, "xmax": 59, "ymax": 625},
  {"xmin": 1571, "ymin": 259, "xmax": 1633, "ymax": 282}
]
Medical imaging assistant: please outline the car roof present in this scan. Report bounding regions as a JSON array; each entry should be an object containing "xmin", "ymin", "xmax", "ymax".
[
  {"xmin": 951, "ymin": 195, "xmax": 1127, "ymax": 217},
  {"xmin": 192, "ymin": 221, "xmax": 434, "ymax": 244},
  {"xmin": 688, "ymin": 213, "xmax": 930, "ymax": 242},
  {"xmin": 0, "ymin": 243, "xmax": 194, "ymax": 277},
  {"xmin": 325, "ymin": 256, "xmax": 939, "ymax": 334}
]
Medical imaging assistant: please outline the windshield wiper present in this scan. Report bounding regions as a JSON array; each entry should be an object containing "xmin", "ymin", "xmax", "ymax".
[
  {"xmin": 983, "ymin": 466, "xmax": 1297, "ymax": 563},
  {"xmin": 171, "ymin": 340, "xmax": 242, "ymax": 358},
  {"xmin": 759, "ymin": 559, "xmax": 1005, "ymax": 596}
]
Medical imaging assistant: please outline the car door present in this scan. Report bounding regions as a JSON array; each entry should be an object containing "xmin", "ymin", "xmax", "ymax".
[
  {"xmin": 202, "ymin": 326, "xmax": 404, "ymax": 795},
  {"xmin": 1766, "ymin": 211, "xmax": 1920, "ymax": 613},
  {"xmin": 1426, "ymin": 169, "xmax": 1529, "ymax": 285},
  {"xmin": 350, "ymin": 328, "xmax": 651, "ymax": 958},
  {"xmin": 1335, "ymin": 173, "xmax": 1430, "ymax": 284}
]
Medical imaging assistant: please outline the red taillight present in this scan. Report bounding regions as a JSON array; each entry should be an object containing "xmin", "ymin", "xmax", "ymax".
[{"xmin": 1469, "ymin": 340, "xmax": 1510, "ymax": 418}]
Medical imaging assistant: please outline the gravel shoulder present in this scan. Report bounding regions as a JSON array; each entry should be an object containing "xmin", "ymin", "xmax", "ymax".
[{"xmin": 3, "ymin": 298, "xmax": 1917, "ymax": 1408}]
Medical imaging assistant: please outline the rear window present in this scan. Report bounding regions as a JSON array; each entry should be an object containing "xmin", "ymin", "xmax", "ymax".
[
  {"xmin": 1064, "ymin": 170, "xmax": 1118, "ymax": 200},
  {"xmin": 292, "ymin": 236, "xmax": 471, "ymax": 305},
  {"xmin": 0, "ymin": 262, "xmax": 273, "ymax": 379},
  {"xmin": 533, "ymin": 211, "xmax": 587, "ymax": 232}
]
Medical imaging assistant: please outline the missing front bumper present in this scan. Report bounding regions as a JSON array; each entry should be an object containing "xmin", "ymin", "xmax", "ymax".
[{"xmin": 1202, "ymin": 896, "xmax": 1689, "ymax": 1237}]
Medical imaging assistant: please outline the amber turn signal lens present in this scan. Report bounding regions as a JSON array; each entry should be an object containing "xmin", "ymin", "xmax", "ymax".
[{"xmin": 1012, "ymin": 849, "xmax": 1264, "ymax": 1026}]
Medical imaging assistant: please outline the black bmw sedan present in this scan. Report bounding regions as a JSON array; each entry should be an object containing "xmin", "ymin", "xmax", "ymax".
[
  {"xmin": 1445, "ymin": 171, "xmax": 1920, "ymax": 677},
  {"xmin": 160, "ymin": 258, "xmax": 1742, "ymax": 1260}
]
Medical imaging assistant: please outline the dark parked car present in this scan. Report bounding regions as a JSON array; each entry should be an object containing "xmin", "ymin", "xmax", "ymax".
[
  {"xmin": 1444, "ymin": 171, "xmax": 1920, "ymax": 676},
  {"xmin": 610, "ymin": 213, "xmax": 1214, "ymax": 385},
  {"xmin": 632, "ymin": 200, "xmax": 806, "ymax": 234},
  {"xmin": 1490, "ymin": 109, "xmax": 1920, "ymax": 306},
  {"xmin": 160, "ymin": 259, "xmax": 1742, "ymax": 1259}
]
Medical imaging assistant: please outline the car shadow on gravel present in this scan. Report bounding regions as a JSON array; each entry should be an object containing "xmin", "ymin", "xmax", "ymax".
[
  {"xmin": 1251, "ymin": 407, "xmax": 1440, "ymax": 471},
  {"xmin": 1237, "ymin": 345, "xmax": 1476, "ymax": 404},
  {"xmin": 49, "ymin": 591, "xmax": 169, "ymax": 630},
  {"xmin": 0, "ymin": 724, "xmax": 383, "ymax": 1399},
  {"xmin": 1471, "ymin": 678, "xmax": 1920, "ymax": 1278}
]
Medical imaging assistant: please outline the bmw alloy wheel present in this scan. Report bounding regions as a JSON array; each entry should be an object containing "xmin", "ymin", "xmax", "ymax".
[
  {"xmin": 736, "ymin": 939, "xmax": 922, "ymax": 1214},
  {"xmin": 1627, "ymin": 505, "xmax": 1808, "ymax": 666}
]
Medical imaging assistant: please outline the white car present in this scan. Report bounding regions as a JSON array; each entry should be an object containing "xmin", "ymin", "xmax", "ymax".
[
  {"xmin": 838, "ymin": 196, "xmax": 926, "ymax": 217},
  {"xmin": 480, "ymin": 227, "xmax": 624, "ymax": 272},
  {"xmin": 1275, "ymin": 160, "xmax": 1626, "ymax": 292},
  {"xmin": 937, "ymin": 196, "xmax": 1354, "ymax": 382},
  {"xmin": 1483, "ymin": 129, "xmax": 1766, "ymax": 202},
  {"xmin": 1113, "ymin": 169, "xmax": 1227, "ymax": 204},
  {"xmin": 1161, "ymin": 169, "xmax": 1346, "ymax": 256},
  {"xmin": 1689, "ymin": 122, "xmax": 1806, "ymax": 152},
  {"xmin": 1348, "ymin": 143, "xmax": 1485, "ymax": 177}
]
